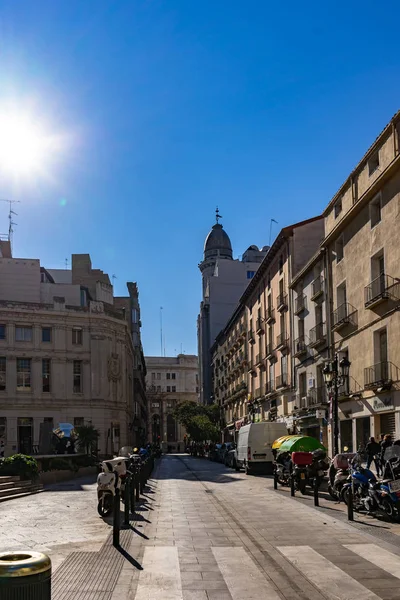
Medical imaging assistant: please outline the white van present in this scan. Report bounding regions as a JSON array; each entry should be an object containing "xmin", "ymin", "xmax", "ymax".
[{"xmin": 236, "ymin": 422, "xmax": 288, "ymax": 474}]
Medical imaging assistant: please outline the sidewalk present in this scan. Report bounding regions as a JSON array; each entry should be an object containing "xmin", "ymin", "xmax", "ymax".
[{"xmin": 49, "ymin": 454, "xmax": 400, "ymax": 599}]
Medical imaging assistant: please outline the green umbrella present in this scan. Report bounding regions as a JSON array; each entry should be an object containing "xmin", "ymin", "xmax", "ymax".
[{"xmin": 278, "ymin": 435, "xmax": 326, "ymax": 454}]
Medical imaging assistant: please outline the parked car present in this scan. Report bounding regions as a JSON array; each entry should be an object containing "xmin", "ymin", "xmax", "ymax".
[
  {"xmin": 224, "ymin": 445, "xmax": 237, "ymax": 469},
  {"xmin": 236, "ymin": 422, "xmax": 287, "ymax": 475},
  {"xmin": 221, "ymin": 442, "xmax": 235, "ymax": 465},
  {"xmin": 209, "ymin": 444, "xmax": 222, "ymax": 462}
]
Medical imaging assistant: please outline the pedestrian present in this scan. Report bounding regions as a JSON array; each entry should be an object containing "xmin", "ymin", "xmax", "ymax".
[
  {"xmin": 366, "ymin": 436, "xmax": 381, "ymax": 476},
  {"xmin": 380, "ymin": 434, "xmax": 393, "ymax": 473}
]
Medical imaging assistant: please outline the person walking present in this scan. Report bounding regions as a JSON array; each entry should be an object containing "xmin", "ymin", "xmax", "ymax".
[
  {"xmin": 380, "ymin": 434, "xmax": 393, "ymax": 476},
  {"xmin": 366, "ymin": 436, "xmax": 381, "ymax": 476}
]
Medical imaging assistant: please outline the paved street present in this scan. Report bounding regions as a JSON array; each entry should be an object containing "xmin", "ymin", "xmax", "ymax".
[
  {"xmin": 0, "ymin": 476, "xmax": 110, "ymax": 571},
  {"xmin": 4, "ymin": 456, "xmax": 400, "ymax": 599}
]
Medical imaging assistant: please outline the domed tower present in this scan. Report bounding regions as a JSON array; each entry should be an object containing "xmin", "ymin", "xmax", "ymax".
[{"xmin": 199, "ymin": 209, "xmax": 233, "ymax": 274}]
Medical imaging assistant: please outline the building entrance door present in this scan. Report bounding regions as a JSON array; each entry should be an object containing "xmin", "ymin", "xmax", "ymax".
[
  {"xmin": 18, "ymin": 418, "xmax": 33, "ymax": 454},
  {"xmin": 340, "ymin": 419, "xmax": 353, "ymax": 452},
  {"xmin": 356, "ymin": 416, "xmax": 370, "ymax": 451}
]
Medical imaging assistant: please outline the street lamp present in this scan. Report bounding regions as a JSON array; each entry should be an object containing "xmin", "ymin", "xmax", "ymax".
[{"xmin": 323, "ymin": 354, "xmax": 351, "ymax": 456}]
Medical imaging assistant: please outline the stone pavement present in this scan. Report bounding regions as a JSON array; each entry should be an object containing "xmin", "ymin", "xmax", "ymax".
[
  {"xmin": 0, "ymin": 475, "xmax": 110, "ymax": 571},
  {"xmin": 4, "ymin": 457, "xmax": 400, "ymax": 599}
]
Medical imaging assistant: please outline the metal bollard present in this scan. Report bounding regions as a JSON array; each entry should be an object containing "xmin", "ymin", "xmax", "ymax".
[
  {"xmin": 347, "ymin": 486, "xmax": 354, "ymax": 521},
  {"xmin": 130, "ymin": 474, "xmax": 135, "ymax": 512},
  {"xmin": 124, "ymin": 479, "xmax": 130, "ymax": 528},
  {"xmin": 290, "ymin": 474, "xmax": 295, "ymax": 497},
  {"xmin": 135, "ymin": 471, "xmax": 140, "ymax": 501},
  {"xmin": 273, "ymin": 469, "xmax": 278, "ymax": 490},
  {"xmin": 140, "ymin": 465, "xmax": 144, "ymax": 494},
  {"xmin": 313, "ymin": 477, "xmax": 319, "ymax": 507},
  {"xmin": 0, "ymin": 551, "xmax": 51, "ymax": 600},
  {"xmin": 113, "ymin": 488, "xmax": 120, "ymax": 547}
]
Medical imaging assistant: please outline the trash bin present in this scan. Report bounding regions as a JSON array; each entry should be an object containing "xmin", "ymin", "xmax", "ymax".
[{"xmin": 0, "ymin": 551, "xmax": 51, "ymax": 599}]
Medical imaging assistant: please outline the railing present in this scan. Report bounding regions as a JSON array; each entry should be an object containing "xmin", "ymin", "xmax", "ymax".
[
  {"xmin": 256, "ymin": 317, "xmax": 264, "ymax": 334},
  {"xmin": 294, "ymin": 294, "xmax": 307, "ymax": 314},
  {"xmin": 247, "ymin": 361, "xmax": 256, "ymax": 372},
  {"xmin": 254, "ymin": 387, "xmax": 261, "ymax": 399},
  {"xmin": 311, "ymin": 276, "xmax": 324, "ymax": 300},
  {"xmin": 255, "ymin": 353, "xmax": 263, "ymax": 365},
  {"xmin": 293, "ymin": 336, "xmax": 307, "ymax": 356},
  {"xmin": 364, "ymin": 273, "xmax": 400, "ymax": 307},
  {"xmin": 266, "ymin": 342, "xmax": 275, "ymax": 358},
  {"xmin": 276, "ymin": 332, "xmax": 289, "ymax": 349},
  {"xmin": 296, "ymin": 388, "xmax": 326, "ymax": 408},
  {"xmin": 266, "ymin": 306, "xmax": 275, "ymax": 323},
  {"xmin": 276, "ymin": 373, "xmax": 288, "ymax": 388},
  {"xmin": 309, "ymin": 322, "xmax": 326, "ymax": 347},
  {"xmin": 248, "ymin": 330, "xmax": 255, "ymax": 343},
  {"xmin": 364, "ymin": 361, "xmax": 400, "ymax": 389},
  {"xmin": 276, "ymin": 292, "xmax": 288, "ymax": 311},
  {"xmin": 332, "ymin": 302, "xmax": 358, "ymax": 330}
]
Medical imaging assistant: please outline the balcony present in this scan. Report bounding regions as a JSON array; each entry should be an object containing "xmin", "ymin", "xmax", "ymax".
[
  {"xmin": 256, "ymin": 317, "xmax": 264, "ymax": 334},
  {"xmin": 296, "ymin": 389, "xmax": 326, "ymax": 409},
  {"xmin": 364, "ymin": 361, "xmax": 400, "ymax": 390},
  {"xmin": 294, "ymin": 294, "xmax": 307, "ymax": 315},
  {"xmin": 311, "ymin": 276, "xmax": 324, "ymax": 300},
  {"xmin": 254, "ymin": 387, "xmax": 261, "ymax": 400},
  {"xmin": 266, "ymin": 342, "xmax": 276, "ymax": 360},
  {"xmin": 365, "ymin": 273, "xmax": 400, "ymax": 308},
  {"xmin": 247, "ymin": 361, "xmax": 256, "ymax": 374},
  {"xmin": 276, "ymin": 332, "xmax": 289, "ymax": 352},
  {"xmin": 293, "ymin": 336, "xmax": 307, "ymax": 358},
  {"xmin": 248, "ymin": 330, "xmax": 255, "ymax": 344},
  {"xmin": 266, "ymin": 306, "xmax": 275, "ymax": 323},
  {"xmin": 276, "ymin": 292, "xmax": 288, "ymax": 312},
  {"xmin": 332, "ymin": 302, "xmax": 358, "ymax": 332},
  {"xmin": 265, "ymin": 381, "xmax": 273, "ymax": 395},
  {"xmin": 309, "ymin": 322, "xmax": 327, "ymax": 348},
  {"xmin": 255, "ymin": 353, "xmax": 264, "ymax": 366},
  {"xmin": 276, "ymin": 373, "xmax": 289, "ymax": 389}
]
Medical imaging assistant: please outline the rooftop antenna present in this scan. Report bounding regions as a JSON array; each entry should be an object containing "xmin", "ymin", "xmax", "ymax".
[
  {"xmin": 269, "ymin": 218, "xmax": 278, "ymax": 246},
  {"xmin": 0, "ymin": 199, "xmax": 20, "ymax": 250},
  {"xmin": 112, "ymin": 274, "xmax": 117, "ymax": 287},
  {"xmin": 65, "ymin": 258, "xmax": 69, "ymax": 270},
  {"xmin": 160, "ymin": 307, "xmax": 163, "ymax": 356},
  {"xmin": 215, "ymin": 206, "xmax": 222, "ymax": 224}
]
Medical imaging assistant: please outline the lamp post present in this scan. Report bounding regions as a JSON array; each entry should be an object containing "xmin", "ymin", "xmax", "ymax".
[{"xmin": 323, "ymin": 354, "xmax": 351, "ymax": 456}]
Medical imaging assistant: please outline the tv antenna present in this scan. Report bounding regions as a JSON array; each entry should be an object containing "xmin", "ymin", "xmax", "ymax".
[{"xmin": 0, "ymin": 199, "xmax": 20, "ymax": 250}]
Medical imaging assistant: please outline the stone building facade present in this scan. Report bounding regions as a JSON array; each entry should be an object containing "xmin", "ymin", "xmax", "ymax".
[
  {"xmin": 0, "ymin": 246, "xmax": 147, "ymax": 456},
  {"xmin": 322, "ymin": 110, "xmax": 400, "ymax": 452},
  {"xmin": 198, "ymin": 213, "xmax": 268, "ymax": 404},
  {"xmin": 146, "ymin": 354, "xmax": 198, "ymax": 451}
]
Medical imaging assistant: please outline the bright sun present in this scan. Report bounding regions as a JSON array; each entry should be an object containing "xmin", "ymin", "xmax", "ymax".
[{"xmin": 0, "ymin": 112, "xmax": 54, "ymax": 175}]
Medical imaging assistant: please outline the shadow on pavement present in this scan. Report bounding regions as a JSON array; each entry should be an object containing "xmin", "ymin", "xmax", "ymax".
[{"xmin": 116, "ymin": 545, "xmax": 143, "ymax": 570}]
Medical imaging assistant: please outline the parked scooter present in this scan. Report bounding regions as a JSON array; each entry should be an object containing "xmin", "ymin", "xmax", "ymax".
[
  {"xmin": 274, "ymin": 451, "xmax": 291, "ymax": 486},
  {"xmin": 306, "ymin": 449, "xmax": 329, "ymax": 488},
  {"xmin": 328, "ymin": 453, "xmax": 357, "ymax": 500},
  {"xmin": 97, "ymin": 456, "xmax": 127, "ymax": 517},
  {"xmin": 291, "ymin": 452, "xmax": 313, "ymax": 494},
  {"xmin": 361, "ymin": 446, "xmax": 400, "ymax": 521}
]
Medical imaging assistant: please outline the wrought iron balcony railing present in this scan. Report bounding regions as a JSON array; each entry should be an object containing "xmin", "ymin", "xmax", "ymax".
[
  {"xmin": 365, "ymin": 273, "xmax": 400, "ymax": 308},
  {"xmin": 364, "ymin": 361, "xmax": 400, "ymax": 389},
  {"xmin": 309, "ymin": 322, "xmax": 326, "ymax": 347},
  {"xmin": 332, "ymin": 302, "xmax": 358, "ymax": 331}
]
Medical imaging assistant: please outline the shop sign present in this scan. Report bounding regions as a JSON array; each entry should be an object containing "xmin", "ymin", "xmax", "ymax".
[
  {"xmin": 372, "ymin": 396, "xmax": 394, "ymax": 412},
  {"xmin": 315, "ymin": 409, "xmax": 325, "ymax": 419}
]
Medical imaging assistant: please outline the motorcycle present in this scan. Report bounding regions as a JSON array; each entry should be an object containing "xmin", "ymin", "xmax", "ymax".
[
  {"xmin": 291, "ymin": 452, "xmax": 313, "ymax": 494},
  {"xmin": 341, "ymin": 456, "xmax": 376, "ymax": 510},
  {"xmin": 274, "ymin": 451, "xmax": 291, "ymax": 486},
  {"xmin": 97, "ymin": 456, "xmax": 127, "ymax": 517},
  {"xmin": 362, "ymin": 446, "xmax": 400, "ymax": 521},
  {"xmin": 306, "ymin": 449, "xmax": 329, "ymax": 489},
  {"xmin": 328, "ymin": 453, "xmax": 357, "ymax": 500}
]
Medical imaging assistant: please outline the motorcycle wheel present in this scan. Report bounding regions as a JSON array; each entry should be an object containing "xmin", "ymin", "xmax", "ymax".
[
  {"xmin": 97, "ymin": 493, "xmax": 113, "ymax": 517},
  {"xmin": 382, "ymin": 498, "xmax": 396, "ymax": 521},
  {"xmin": 328, "ymin": 483, "xmax": 339, "ymax": 501},
  {"xmin": 297, "ymin": 480, "xmax": 306, "ymax": 495},
  {"xmin": 342, "ymin": 486, "xmax": 363, "ymax": 512}
]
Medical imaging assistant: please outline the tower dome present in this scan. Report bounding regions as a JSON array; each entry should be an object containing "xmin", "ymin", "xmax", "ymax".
[
  {"xmin": 203, "ymin": 208, "xmax": 233, "ymax": 261},
  {"xmin": 204, "ymin": 223, "xmax": 233, "ymax": 260}
]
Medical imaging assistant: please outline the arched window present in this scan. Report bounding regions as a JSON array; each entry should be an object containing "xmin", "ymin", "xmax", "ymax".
[{"xmin": 167, "ymin": 414, "xmax": 176, "ymax": 442}]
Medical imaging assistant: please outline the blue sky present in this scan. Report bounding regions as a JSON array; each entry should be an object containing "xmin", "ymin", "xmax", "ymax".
[{"xmin": 0, "ymin": 1, "xmax": 399, "ymax": 356}]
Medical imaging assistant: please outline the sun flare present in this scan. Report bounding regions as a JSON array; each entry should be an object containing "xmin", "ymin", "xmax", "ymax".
[{"xmin": 0, "ymin": 112, "xmax": 56, "ymax": 176}]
